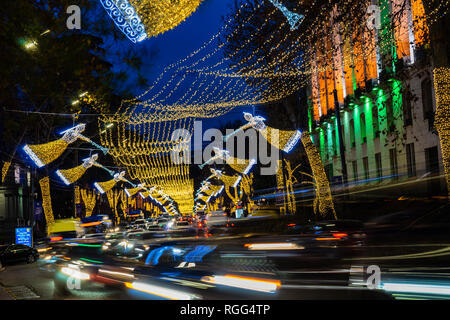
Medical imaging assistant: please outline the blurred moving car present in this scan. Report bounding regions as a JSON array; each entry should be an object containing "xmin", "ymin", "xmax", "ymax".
[
  {"xmin": 80, "ymin": 215, "xmax": 112, "ymax": 235},
  {"xmin": 0, "ymin": 244, "xmax": 39, "ymax": 265},
  {"xmin": 47, "ymin": 218, "xmax": 84, "ymax": 240},
  {"xmin": 131, "ymin": 219, "xmax": 150, "ymax": 230},
  {"xmin": 205, "ymin": 211, "xmax": 229, "ymax": 227}
]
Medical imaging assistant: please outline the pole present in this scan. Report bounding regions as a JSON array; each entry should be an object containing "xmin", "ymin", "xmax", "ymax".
[{"xmin": 333, "ymin": 89, "xmax": 348, "ymax": 187}]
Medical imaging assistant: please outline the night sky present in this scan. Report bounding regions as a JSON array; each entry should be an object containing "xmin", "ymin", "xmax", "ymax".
[{"xmin": 97, "ymin": 0, "xmax": 253, "ymax": 129}]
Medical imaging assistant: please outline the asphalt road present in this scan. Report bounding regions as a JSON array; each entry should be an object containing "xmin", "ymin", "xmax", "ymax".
[{"xmin": 0, "ymin": 262, "xmax": 126, "ymax": 300}]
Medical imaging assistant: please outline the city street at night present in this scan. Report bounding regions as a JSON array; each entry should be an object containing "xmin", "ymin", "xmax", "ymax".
[{"xmin": 0, "ymin": 0, "xmax": 450, "ymax": 313}]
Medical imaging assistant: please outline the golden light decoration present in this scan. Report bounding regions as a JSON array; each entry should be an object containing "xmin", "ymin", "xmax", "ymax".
[
  {"xmin": 200, "ymin": 147, "xmax": 256, "ymax": 175},
  {"xmin": 241, "ymin": 173, "xmax": 255, "ymax": 208},
  {"xmin": 433, "ymin": 67, "xmax": 450, "ymax": 193},
  {"xmin": 56, "ymin": 154, "xmax": 100, "ymax": 185},
  {"xmin": 74, "ymin": 186, "xmax": 81, "ymax": 205},
  {"xmin": 283, "ymin": 159, "xmax": 299, "ymax": 215},
  {"xmin": 130, "ymin": 0, "xmax": 204, "ymax": 38},
  {"xmin": 1, "ymin": 161, "xmax": 11, "ymax": 183},
  {"xmin": 24, "ymin": 139, "xmax": 69, "ymax": 168},
  {"xmin": 94, "ymin": 171, "xmax": 128, "ymax": 194},
  {"xmin": 125, "ymin": 183, "xmax": 146, "ymax": 197},
  {"xmin": 98, "ymin": 118, "xmax": 194, "ymax": 215},
  {"xmin": 23, "ymin": 123, "xmax": 108, "ymax": 168},
  {"xmin": 107, "ymin": 189, "xmax": 122, "ymax": 223},
  {"xmin": 39, "ymin": 176, "xmax": 55, "ymax": 234},
  {"xmin": 102, "ymin": 0, "xmax": 449, "ymax": 125},
  {"xmin": 80, "ymin": 189, "xmax": 97, "ymax": 217},
  {"xmin": 224, "ymin": 113, "xmax": 302, "ymax": 153},
  {"xmin": 301, "ymin": 134, "xmax": 336, "ymax": 219},
  {"xmin": 120, "ymin": 190, "xmax": 129, "ymax": 218},
  {"xmin": 276, "ymin": 159, "xmax": 287, "ymax": 214}
]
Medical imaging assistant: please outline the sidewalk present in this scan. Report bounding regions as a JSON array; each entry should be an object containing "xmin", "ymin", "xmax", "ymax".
[{"xmin": 0, "ymin": 285, "xmax": 14, "ymax": 300}]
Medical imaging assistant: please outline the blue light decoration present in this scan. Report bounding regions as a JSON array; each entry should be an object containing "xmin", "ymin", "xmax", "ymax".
[
  {"xmin": 215, "ymin": 185, "xmax": 224, "ymax": 196},
  {"xmin": 283, "ymin": 130, "xmax": 302, "ymax": 153},
  {"xmin": 243, "ymin": 158, "xmax": 257, "ymax": 175},
  {"xmin": 99, "ymin": 0, "xmax": 147, "ymax": 43},
  {"xmin": 233, "ymin": 175, "xmax": 242, "ymax": 188},
  {"xmin": 267, "ymin": 0, "xmax": 304, "ymax": 30},
  {"xmin": 56, "ymin": 170, "xmax": 70, "ymax": 185},
  {"xmin": 94, "ymin": 182, "xmax": 105, "ymax": 194}
]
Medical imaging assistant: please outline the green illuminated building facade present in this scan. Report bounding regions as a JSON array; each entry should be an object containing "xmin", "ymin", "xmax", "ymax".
[{"xmin": 307, "ymin": 0, "xmax": 445, "ymax": 193}]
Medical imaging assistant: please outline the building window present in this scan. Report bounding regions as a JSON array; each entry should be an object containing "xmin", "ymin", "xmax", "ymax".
[
  {"xmin": 363, "ymin": 157, "xmax": 369, "ymax": 180},
  {"xmin": 389, "ymin": 148, "xmax": 398, "ymax": 179},
  {"xmin": 403, "ymin": 89, "xmax": 413, "ymax": 126},
  {"xmin": 372, "ymin": 103, "xmax": 380, "ymax": 137},
  {"xmin": 360, "ymin": 113, "xmax": 367, "ymax": 143},
  {"xmin": 352, "ymin": 160, "xmax": 358, "ymax": 181},
  {"xmin": 325, "ymin": 163, "xmax": 333, "ymax": 180},
  {"xmin": 421, "ymin": 77, "xmax": 433, "ymax": 120},
  {"xmin": 386, "ymin": 95, "xmax": 394, "ymax": 133},
  {"xmin": 349, "ymin": 119, "xmax": 355, "ymax": 147},
  {"xmin": 375, "ymin": 152, "xmax": 382, "ymax": 179},
  {"xmin": 406, "ymin": 143, "xmax": 416, "ymax": 177},
  {"xmin": 425, "ymin": 146, "xmax": 439, "ymax": 174},
  {"xmin": 340, "ymin": 124, "xmax": 345, "ymax": 151},
  {"xmin": 332, "ymin": 129, "xmax": 337, "ymax": 156}
]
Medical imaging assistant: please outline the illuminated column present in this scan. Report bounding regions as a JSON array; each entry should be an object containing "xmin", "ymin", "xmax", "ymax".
[
  {"xmin": 301, "ymin": 135, "xmax": 337, "ymax": 219},
  {"xmin": 276, "ymin": 159, "xmax": 287, "ymax": 214},
  {"xmin": 433, "ymin": 67, "xmax": 450, "ymax": 194},
  {"xmin": 81, "ymin": 189, "xmax": 97, "ymax": 217},
  {"xmin": 39, "ymin": 177, "xmax": 55, "ymax": 235},
  {"xmin": 1, "ymin": 161, "xmax": 11, "ymax": 183}
]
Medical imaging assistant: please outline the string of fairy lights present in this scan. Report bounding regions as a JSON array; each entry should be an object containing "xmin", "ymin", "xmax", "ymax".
[
  {"xmin": 17, "ymin": 122, "xmax": 182, "ymax": 232},
  {"xmin": 8, "ymin": 0, "xmax": 448, "ymax": 228},
  {"xmin": 98, "ymin": 0, "xmax": 447, "ymax": 129}
]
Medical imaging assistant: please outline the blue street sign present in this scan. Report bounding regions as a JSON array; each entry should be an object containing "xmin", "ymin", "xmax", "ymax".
[{"xmin": 15, "ymin": 227, "xmax": 32, "ymax": 248}]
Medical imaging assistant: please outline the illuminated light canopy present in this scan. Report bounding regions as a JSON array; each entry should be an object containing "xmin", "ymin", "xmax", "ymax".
[{"xmin": 99, "ymin": 0, "xmax": 147, "ymax": 43}]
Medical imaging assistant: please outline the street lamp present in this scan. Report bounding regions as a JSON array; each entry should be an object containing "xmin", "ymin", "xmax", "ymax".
[{"xmin": 24, "ymin": 40, "xmax": 37, "ymax": 50}]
